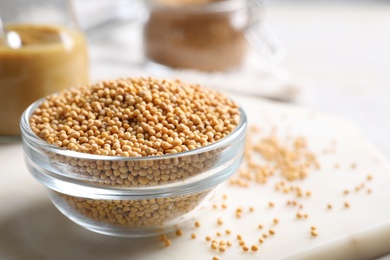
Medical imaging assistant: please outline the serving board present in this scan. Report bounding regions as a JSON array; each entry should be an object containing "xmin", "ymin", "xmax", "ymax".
[{"xmin": 1, "ymin": 94, "xmax": 390, "ymax": 260}]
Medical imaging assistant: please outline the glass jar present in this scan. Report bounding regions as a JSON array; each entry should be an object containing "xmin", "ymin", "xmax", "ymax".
[
  {"xmin": 142, "ymin": 0, "xmax": 285, "ymax": 72},
  {"xmin": 0, "ymin": 0, "xmax": 89, "ymax": 141}
]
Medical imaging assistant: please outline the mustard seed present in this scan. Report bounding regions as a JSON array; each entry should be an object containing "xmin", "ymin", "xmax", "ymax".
[
  {"xmin": 344, "ymin": 202, "xmax": 350, "ymax": 208},
  {"xmin": 212, "ymin": 257, "xmax": 219, "ymax": 260},
  {"xmin": 164, "ymin": 239, "xmax": 172, "ymax": 247},
  {"xmin": 191, "ymin": 233, "xmax": 197, "ymax": 239},
  {"xmin": 273, "ymin": 218, "xmax": 279, "ymax": 224},
  {"xmin": 269, "ymin": 229, "xmax": 275, "ymax": 235},
  {"xmin": 31, "ymin": 77, "xmax": 241, "ymax": 229},
  {"xmin": 176, "ymin": 229, "xmax": 183, "ymax": 236},
  {"xmin": 195, "ymin": 221, "xmax": 200, "ymax": 228},
  {"xmin": 251, "ymin": 245, "xmax": 259, "ymax": 252},
  {"xmin": 243, "ymin": 246, "xmax": 249, "ymax": 252},
  {"xmin": 205, "ymin": 236, "xmax": 212, "ymax": 242},
  {"xmin": 311, "ymin": 230, "xmax": 318, "ymax": 237}
]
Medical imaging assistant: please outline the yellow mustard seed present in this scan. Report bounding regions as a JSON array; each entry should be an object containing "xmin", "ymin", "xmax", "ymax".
[
  {"xmin": 212, "ymin": 257, "xmax": 219, "ymax": 260},
  {"xmin": 311, "ymin": 230, "xmax": 318, "ymax": 237},
  {"xmin": 195, "ymin": 221, "xmax": 200, "ymax": 228},
  {"xmin": 258, "ymin": 224, "xmax": 263, "ymax": 229},
  {"xmin": 239, "ymin": 240, "xmax": 245, "ymax": 246},
  {"xmin": 225, "ymin": 229, "xmax": 231, "ymax": 235},
  {"xmin": 205, "ymin": 236, "xmax": 212, "ymax": 242},
  {"xmin": 164, "ymin": 239, "xmax": 171, "ymax": 247},
  {"xmin": 268, "ymin": 201, "xmax": 274, "ymax": 208},
  {"xmin": 159, "ymin": 234, "xmax": 167, "ymax": 241},
  {"xmin": 273, "ymin": 218, "xmax": 279, "ymax": 224},
  {"xmin": 243, "ymin": 246, "xmax": 249, "ymax": 252},
  {"xmin": 217, "ymin": 218, "xmax": 223, "ymax": 225},
  {"xmin": 227, "ymin": 241, "xmax": 232, "ymax": 246},
  {"xmin": 327, "ymin": 203, "xmax": 333, "ymax": 209},
  {"xmin": 237, "ymin": 234, "xmax": 242, "ymax": 240},
  {"xmin": 258, "ymin": 238, "xmax": 264, "ymax": 243},
  {"xmin": 344, "ymin": 202, "xmax": 350, "ymax": 208},
  {"xmin": 269, "ymin": 229, "xmax": 275, "ymax": 235},
  {"xmin": 176, "ymin": 229, "xmax": 183, "ymax": 236},
  {"xmin": 191, "ymin": 233, "xmax": 197, "ymax": 239},
  {"xmin": 219, "ymin": 245, "xmax": 226, "ymax": 252},
  {"xmin": 251, "ymin": 245, "xmax": 259, "ymax": 252}
]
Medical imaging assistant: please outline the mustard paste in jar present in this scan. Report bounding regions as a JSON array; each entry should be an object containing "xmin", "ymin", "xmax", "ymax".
[{"xmin": 0, "ymin": 24, "xmax": 89, "ymax": 137}]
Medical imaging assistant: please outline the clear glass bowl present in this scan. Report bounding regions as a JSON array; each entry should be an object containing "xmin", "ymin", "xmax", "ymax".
[{"xmin": 20, "ymin": 98, "xmax": 247, "ymax": 237}]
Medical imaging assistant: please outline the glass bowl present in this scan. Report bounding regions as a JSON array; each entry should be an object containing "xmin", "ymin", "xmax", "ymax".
[{"xmin": 20, "ymin": 98, "xmax": 247, "ymax": 237}]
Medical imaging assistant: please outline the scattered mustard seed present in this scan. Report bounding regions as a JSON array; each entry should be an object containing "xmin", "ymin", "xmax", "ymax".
[
  {"xmin": 344, "ymin": 202, "xmax": 350, "ymax": 208},
  {"xmin": 311, "ymin": 230, "xmax": 318, "ymax": 237},
  {"xmin": 269, "ymin": 229, "xmax": 275, "ymax": 235},
  {"xmin": 217, "ymin": 218, "xmax": 223, "ymax": 225},
  {"xmin": 273, "ymin": 218, "xmax": 279, "ymax": 224},
  {"xmin": 205, "ymin": 236, "xmax": 212, "ymax": 242},
  {"xmin": 191, "ymin": 233, "xmax": 197, "ymax": 239},
  {"xmin": 251, "ymin": 245, "xmax": 259, "ymax": 252},
  {"xmin": 195, "ymin": 221, "xmax": 200, "ymax": 228},
  {"xmin": 243, "ymin": 246, "xmax": 249, "ymax": 252}
]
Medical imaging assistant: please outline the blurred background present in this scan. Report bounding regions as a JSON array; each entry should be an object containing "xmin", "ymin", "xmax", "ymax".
[{"xmin": 71, "ymin": 0, "xmax": 390, "ymax": 158}]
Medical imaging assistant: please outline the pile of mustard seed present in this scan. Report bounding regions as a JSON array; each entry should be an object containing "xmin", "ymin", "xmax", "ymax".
[
  {"xmin": 28, "ymin": 77, "xmax": 241, "ymax": 228},
  {"xmin": 30, "ymin": 77, "xmax": 240, "ymax": 157}
]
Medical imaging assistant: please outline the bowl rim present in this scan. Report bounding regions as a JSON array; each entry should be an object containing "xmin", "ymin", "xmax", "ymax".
[
  {"xmin": 21, "ymin": 97, "xmax": 247, "ymax": 199},
  {"xmin": 21, "ymin": 97, "xmax": 246, "ymax": 161}
]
